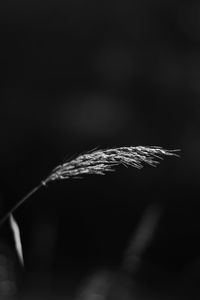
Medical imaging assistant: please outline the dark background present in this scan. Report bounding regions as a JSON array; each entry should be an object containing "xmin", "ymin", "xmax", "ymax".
[{"xmin": 0, "ymin": 0, "xmax": 200, "ymax": 299}]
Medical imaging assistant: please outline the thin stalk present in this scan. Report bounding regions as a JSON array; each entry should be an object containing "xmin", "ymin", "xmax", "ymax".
[
  {"xmin": 0, "ymin": 146, "xmax": 179, "ymax": 227},
  {"xmin": 0, "ymin": 183, "xmax": 44, "ymax": 227}
]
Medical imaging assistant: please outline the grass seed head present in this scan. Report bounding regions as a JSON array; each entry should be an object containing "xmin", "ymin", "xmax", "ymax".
[{"xmin": 43, "ymin": 146, "xmax": 179, "ymax": 184}]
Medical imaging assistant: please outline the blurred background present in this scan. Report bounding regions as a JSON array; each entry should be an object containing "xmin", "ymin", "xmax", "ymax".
[{"xmin": 0, "ymin": 0, "xmax": 200, "ymax": 299}]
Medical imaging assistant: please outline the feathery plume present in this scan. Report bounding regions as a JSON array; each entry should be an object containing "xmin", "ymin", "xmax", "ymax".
[
  {"xmin": 0, "ymin": 146, "xmax": 179, "ymax": 228},
  {"xmin": 42, "ymin": 146, "xmax": 179, "ymax": 185}
]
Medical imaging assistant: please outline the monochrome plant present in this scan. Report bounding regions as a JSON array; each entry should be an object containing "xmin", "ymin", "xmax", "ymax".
[
  {"xmin": 42, "ymin": 146, "xmax": 179, "ymax": 184},
  {"xmin": 0, "ymin": 145, "xmax": 179, "ymax": 270},
  {"xmin": 0, "ymin": 146, "xmax": 179, "ymax": 227}
]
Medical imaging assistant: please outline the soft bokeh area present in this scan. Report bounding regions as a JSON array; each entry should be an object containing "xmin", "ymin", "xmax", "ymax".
[{"xmin": 0, "ymin": 0, "xmax": 200, "ymax": 299}]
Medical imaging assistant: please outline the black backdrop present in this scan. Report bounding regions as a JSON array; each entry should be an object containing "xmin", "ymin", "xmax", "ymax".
[{"xmin": 0, "ymin": 1, "xmax": 200, "ymax": 299}]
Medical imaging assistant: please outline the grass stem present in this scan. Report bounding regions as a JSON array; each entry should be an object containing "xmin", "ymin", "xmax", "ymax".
[{"xmin": 0, "ymin": 183, "xmax": 43, "ymax": 227}]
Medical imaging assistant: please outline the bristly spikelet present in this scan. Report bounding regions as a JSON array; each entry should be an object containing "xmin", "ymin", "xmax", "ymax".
[
  {"xmin": 0, "ymin": 145, "xmax": 180, "ymax": 228},
  {"xmin": 42, "ymin": 146, "xmax": 179, "ymax": 185}
]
